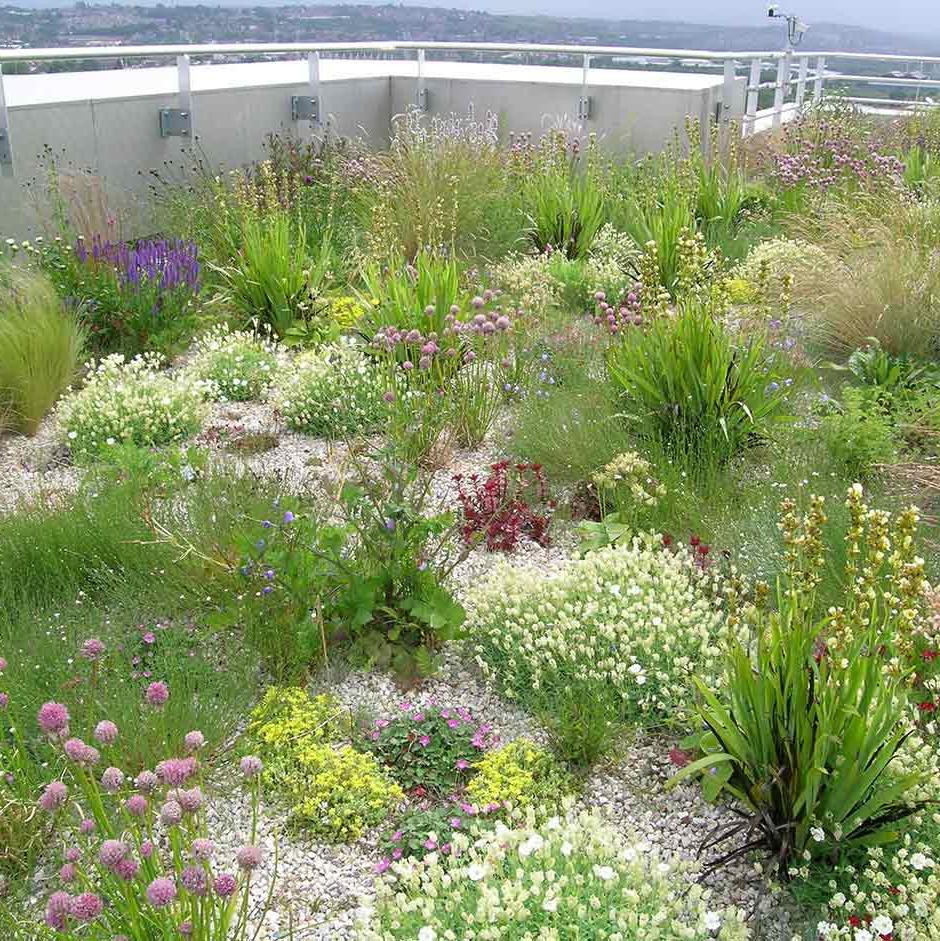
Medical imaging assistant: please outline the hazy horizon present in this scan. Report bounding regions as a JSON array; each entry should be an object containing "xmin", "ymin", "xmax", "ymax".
[{"xmin": 4, "ymin": 0, "xmax": 940, "ymax": 39}]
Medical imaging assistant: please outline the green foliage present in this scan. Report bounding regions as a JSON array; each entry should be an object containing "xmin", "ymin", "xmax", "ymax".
[
  {"xmin": 365, "ymin": 704, "xmax": 493, "ymax": 797},
  {"xmin": 357, "ymin": 250, "xmax": 462, "ymax": 335},
  {"xmin": 187, "ymin": 324, "xmax": 278, "ymax": 401},
  {"xmin": 210, "ymin": 211, "xmax": 335, "ymax": 340},
  {"xmin": 235, "ymin": 448, "xmax": 466, "ymax": 683},
  {"xmin": 523, "ymin": 168, "xmax": 606, "ymax": 260},
  {"xmin": 246, "ymin": 687, "xmax": 402, "ymax": 840},
  {"xmin": 607, "ymin": 300, "xmax": 792, "ymax": 471},
  {"xmin": 0, "ymin": 263, "xmax": 85, "ymax": 435},
  {"xmin": 673, "ymin": 488, "xmax": 933, "ymax": 877},
  {"xmin": 363, "ymin": 808, "xmax": 750, "ymax": 940},
  {"xmin": 822, "ymin": 386, "xmax": 898, "ymax": 477},
  {"xmin": 465, "ymin": 739, "xmax": 575, "ymax": 809},
  {"xmin": 57, "ymin": 352, "xmax": 207, "ymax": 460},
  {"xmin": 271, "ymin": 340, "xmax": 386, "ymax": 437}
]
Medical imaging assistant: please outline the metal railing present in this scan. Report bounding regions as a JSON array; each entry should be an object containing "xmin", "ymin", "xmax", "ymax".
[{"xmin": 0, "ymin": 40, "xmax": 937, "ymax": 176}]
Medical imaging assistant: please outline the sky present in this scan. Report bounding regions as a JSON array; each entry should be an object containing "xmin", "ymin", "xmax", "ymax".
[{"xmin": 440, "ymin": 0, "xmax": 939, "ymax": 37}]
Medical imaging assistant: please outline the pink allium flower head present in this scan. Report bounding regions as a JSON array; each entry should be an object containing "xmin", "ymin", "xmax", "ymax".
[
  {"xmin": 79, "ymin": 818, "xmax": 96, "ymax": 835},
  {"xmin": 69, "ymin": 892, "xmax": 103, "ymax": 923},
  {"xmin": 179, "ymin": 922, "xmax": 194, "ymax": 937},
  {"xmin": 80, "ymin": 638, "xmax": 106, "ymax": 661},
  {"xmin": 239, "ymin": 755, "xmax": 262, "ymax": 778},
  {"xmin": 146, "ymin": 877, "xmax": 177, "ymax": 908},
  {"xmin": 114, "ymin": 856, "xmax": 140, "ymax": 882},
  {"xmin": 125, "ymin": 794, "xmax": 148, "ymax": 816},
  {"xmin": 213, "ymin": 873, "xmax": 237, "ymax": 898},
  {"xmin": 100, "ymin": 767, "xmax": 125, "ymax": 793},
  {"xmin": 160, "ymin": 800, "xmax": 183, "ymax": 826},
  {"xmin": 59, "ymin": 863, "xmax": 77, "ymax": 883},
  {"xmin": 64, "ymin": 846, "xmax": 81, "ymax": 863},
  {"xmin": 45, "ymin": 890, "xmax": 72, "ymax": 930},
  {"xmin": 177, "ymin": 787, "xmax": 203, "ymax": 814},
  {"xmin": 235, "ymin": 845, "xmax": 262, "ymax": 871},
  {"xmin": 140, "ymin": 840, "xmax": 155, "ymax": 859},
  {"xmin": 39, "ymin": 780, "xmax": 68, "ymax": 812},
  {"xmin": 136, "ymin": 769, "xmax": 159, "ymax": 793},
  {"xmin": 38, "ymin": 701, "xmax": 70, "ymax": 736},
  {"xmin": 0, "ymin": 656, "xmax": 6, "ymax": 671},
  {"xmin": 0, "ymin": 692, "xmax": 8, "ymax": 709},
  {"xmin": 184, "ymin": 730, "xmax": 205, "ymax": 752},
  {"xmin": 64, "ymin": 737, "xmax": 89, "ymax": 762},
  {"xmin": 190, "ymin": 838, "xmax": 215, "ymax": 860},
  {"xmin": 181, "ymin": 866, "xmax": 207, "ymax": 896},
  {"xmin": 156, "ymin": 756, "xmax": 198, "ymax": 787},
  {"xmin": 94, "ymin": 720, "xmax": 119, "ymax": 745},
  {"xmin": 145, "ymin": 681, "xmax": 169, "ymax": 707},
  {"xmin": 99, "ymin": 839, "xmax": 129, "ymax": 870}
]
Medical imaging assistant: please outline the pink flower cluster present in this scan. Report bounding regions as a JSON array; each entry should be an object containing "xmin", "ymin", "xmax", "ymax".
[{"xmin": 592, "ymin": 287, "xmax": 644, "ymax": 335}]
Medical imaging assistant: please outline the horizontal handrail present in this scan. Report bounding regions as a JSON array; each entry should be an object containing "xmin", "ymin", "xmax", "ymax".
[{"xmin": 0, "ymin": 41, "xmax": 788, "ymax": 65}]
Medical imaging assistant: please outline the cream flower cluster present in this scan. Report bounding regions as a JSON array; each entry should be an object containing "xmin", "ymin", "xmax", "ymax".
[
  {"xmin": 58, "ymin": 352, "xmax": 207, "ymax": 458},
  {"xmin": 468, "ymin": 538, "xmax": 729, "ymax": 720},
  {"xmin": 270, "ymin": 339, "xmax": 386, "ymax": 437},
  {"xmin": 360, "ymin": 806, "xmax": 749, "ymax": 940},
  {"xmin": 187, "ymin": 324, "xmax": 279, "ymax": 402},
  {"xmin": 489, "ymin": 252, "xmax": 563, "ymax": 317}
]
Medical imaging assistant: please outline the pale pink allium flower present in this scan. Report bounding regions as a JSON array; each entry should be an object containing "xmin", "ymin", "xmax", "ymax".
[
  {"xmin": 146, "ymin": 877, "xmax": 177, "ymax": 908},
  {"xmin": 135, "ymin": 770, "xmax": 158, "ymax": 792},
  {"xmin": 176, "ymin": 787, "xmax": 203, "ymax": 814},
  {"xmin": 39, "ymin": 780, "xmax": 68, "ymax": 812},
  {"xmin": 94, "ymin": 720, "xmax": 119, "ymax": 745},
  {"xmin": 184, "ymin": 730, "xmax": 205, "ymax": 752},
  {"xmin": 100, "ymin": 767, "xmax": 124, "ymax": 793},
  {"xmin": 99, "ymin": 840, "xmax": 129, "ymax": 870},
  {"xmin": 213, "ymin": 873, "xmax": 237, "ymax": 897},
  {"xmin": 190, "ymin": 838, "xmax": 215, "ymax": 860},
  {"xmin": 114, "ymin": 856, "xmax": 140, "ymax": 881},
  {"xmin": 80, "ymin": 638, "xmax": 106, "ymax": 661},
  {"xmin": 38, "ymin": 701, "xmax": 70, "ymax": 736},
  {"xmin": 140, "ymin": 840, "xmax": 154, "ymax": 858},
  {"xmin": 0, "ymin": 692, "xmax": 8, "ymax": 709},
  {"xmin": 79, "ymin": 818, "xmax": 96, "ymax": 835},
  {"xmin": 69, "ymin": 892, "xmax": 103, "ymax": 923},
  {"xmin": 156, "ymin": 756, "xmax": 198, "ymax": 787},
  {"xmin": 235, "ymin": 845, "xmax": 262, "ymax": 871},
  {"xmin": 0, "ymin": 656, "xmax": 6, "ymax": 671},
  {"xmin": 64, "ymin": 847, "xmax": 81, "ymax": 863},
  {"xmin": 125, "ymin": 794, "xmax": 148, "ymax": 816},
  {"xmin": 239, "ymin": 755, "xmax": 262, "ymax": 778},
  {"xmin": 145, "ymin": 681, "xmax": 169, "ymax": 707},
  {"xmin": 59, "ymin": 863, "xmax": 77, "ymax": 883},
  {"xmin": 45, "ymin": 891, "xmax": 72, "ymax": 930},
  {"xmin": 160, "ymin": 800, "xmax": 183, "ymax": 826},
  {"xmin": 181, "ymin": 866, "xmax": 207, "ymax": 896}
]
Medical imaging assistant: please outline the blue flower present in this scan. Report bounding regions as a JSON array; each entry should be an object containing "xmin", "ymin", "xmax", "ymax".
[{"xmin": 283, "ymin": 511, "xmax": 295, "ymax": 524}]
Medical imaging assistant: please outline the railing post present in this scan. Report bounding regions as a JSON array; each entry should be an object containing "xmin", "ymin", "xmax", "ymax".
[
  {"xmin": 743, "ymin": 56, "xmax": 761, "ymax": 138},
  {"xmin": 309, "ymin": 51, "xmax": 322, "ymax": 129},
  {"xmin": 0, "ymin": 64, "xmax": 12, "ymax": 176},
  {"xmin": 772, "ymin": 52, "xmax": 790, "ymax": 130},
  {"xmin": 795, "ymin": 54, "xmax": 808, "ymax": 109},
  {"xmin": 719, "ymin": 58, "xmax": 738, "ymax": 154},
  {"xmin": 416, "ymin": 48, "xmax": 428, "ymax": 112},
  {"xmin": 578, "ymin": 53, "xmax": 593, "ymax": 133},
  {"xmin": 178, "ymin": 54, "xmax": 192, "ymax": 142},
  {"xmin": 159, "ymin": 54, "xmax": 194, "ymax": 141},
  {"xmin": 813, "ymin": 55, "xmax": 826, "ymax": 102}
]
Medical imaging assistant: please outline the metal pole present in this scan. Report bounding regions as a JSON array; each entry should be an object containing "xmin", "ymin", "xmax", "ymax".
[
  {"xmin": 772, "ymin": 53, "xmax": 789, "ymax": 130},
  {"xmin": 177, "ymin": 53, "xmax": 193, "ymax": 143},
  {"xmin": 308, "ymin": 51, "xmax": 322, "ymax": 131},
  {"xmin": 795, "ymin": 55, "xmax": 808, "ymax": 109},
  {"xmin": 416, "ymin": 48, "xmax": 427, "ymax": 111},
  {"xmin": 579, "ymin": 53, "xmax": 592, "ymax": 134},
  {"xmin": 719, "ymin": 58, "xmax": 737, "ymax": 154},
  {"xmin": 0, "ymin": 63, "xmax": 12, "ymax": 175},
  {"xmin": 813, "ymin": 55, "xmax": 826, "ymax": 102},
  {"xmin": 743, "ymin": 57, "xmax": 761, "ymax": 137}
]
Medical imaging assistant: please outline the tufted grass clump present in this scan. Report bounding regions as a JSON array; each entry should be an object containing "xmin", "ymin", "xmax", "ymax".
[
  {"xmin": 270, "ymin": 340, "xmax": 386, "ymax": 437},
  {"xmin": 0, "ymin": 263, "xmax": 85, "ymax": 436},
  {"xmin": 58, "ymin": 352, "xmax": 207, "ymax": 460},
  {"xmin": 187, "ymin": 324, "xmax": 278, "ymax": 401},
  {"xmin": 361, "ymin": 807, "xmax": 750, "ymax": 940}
]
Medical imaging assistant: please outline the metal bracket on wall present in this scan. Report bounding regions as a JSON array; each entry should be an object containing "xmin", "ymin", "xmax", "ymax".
[
  {"xmin": 416, "ymin": 48, "xmax": 429, "ymax": 112},
  {"xmin": 0, "ymin": 65, "xmax": 12, "ymax": 174},
  {"xmin": 158, "ymin": 108, "xmax": 192, "ymax": 138},
  {"xmin": 577, "ymin": 96, "xmax": 593, "ymax": 121},
  {"xmin": 291, "ymin": 95, "xmax": 320, "ymax": 122}
]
